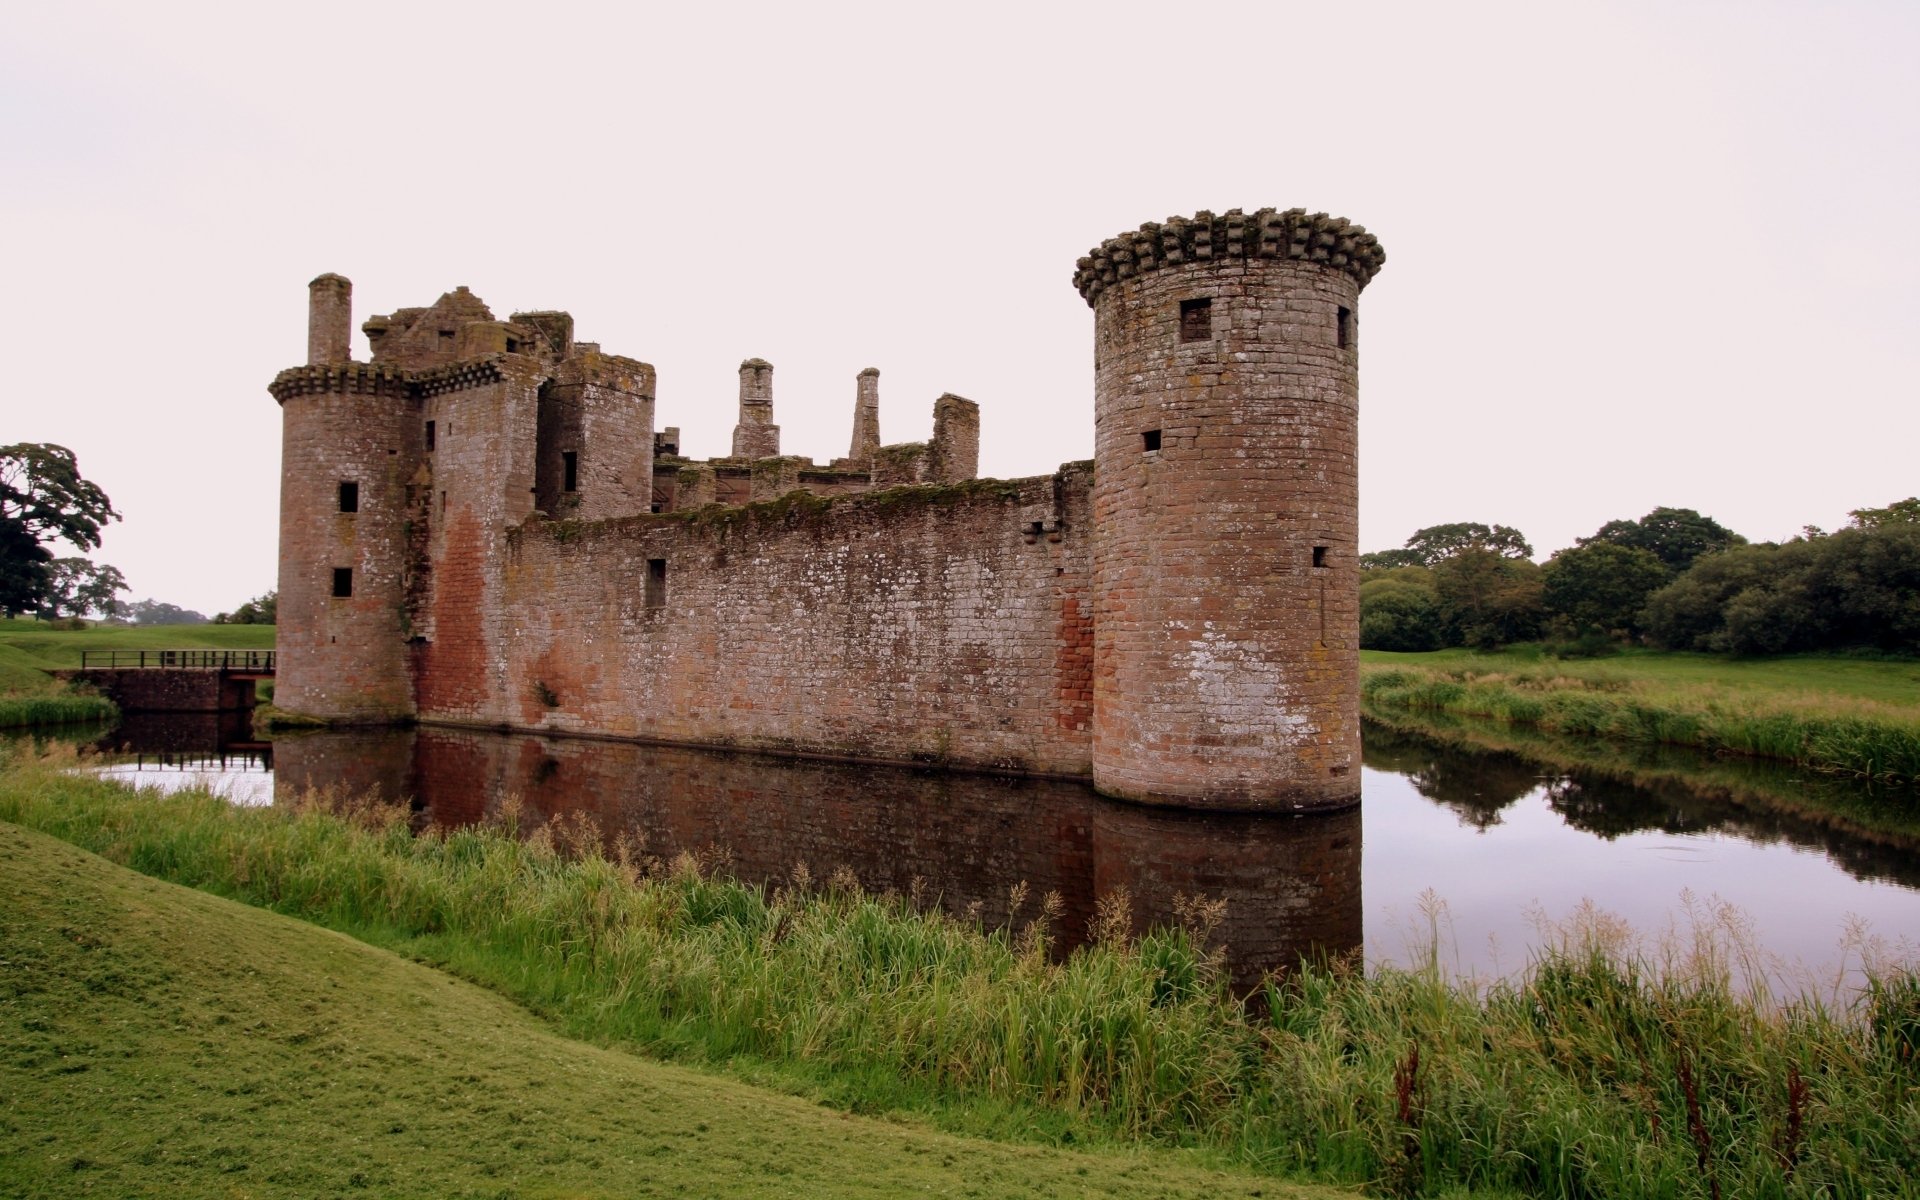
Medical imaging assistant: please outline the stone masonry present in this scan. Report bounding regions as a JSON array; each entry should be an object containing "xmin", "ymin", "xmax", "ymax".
[{"xmin": 271, "ymin": 208, "xmax": 1384, "ymax": 811}]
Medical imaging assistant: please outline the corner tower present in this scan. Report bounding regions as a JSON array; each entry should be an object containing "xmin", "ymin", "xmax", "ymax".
[
  {"xmin": 270, "ymin": 274, "xmax": 418, "ymax": 722},
  {"xmin": 1076, "ymin": 209, "xmax": 1385, "ymax": 810}
]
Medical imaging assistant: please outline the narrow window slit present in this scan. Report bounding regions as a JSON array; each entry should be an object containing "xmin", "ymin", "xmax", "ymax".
[
  {"xmin": 331, "ymin": 567, "xmax": 353, "ymax": 598},
  {"xmin": 338, "ymin": 481, "xmax": 359, "ymax": 513},
  {"xmin": 562, "ymin": 451, "xmax": 579, "ymax": 493},
  {"xmin": 1313, "ymin": 545, "xmax": 1329, "ymax": 569},
  {"xmin": 425, "ymin": 420, "xmax": 436, "ymax": 451},
  {"xmin": 645, "ymin": 559, "xmax": 667, "ymax": 609},
  {"xmin": 1336, "ymin": 306, "xmax": 1352, "ymax": 349},
  {"xmin": 1179, "ymin": 297, "xmax": 1211, "ymax": 342}
]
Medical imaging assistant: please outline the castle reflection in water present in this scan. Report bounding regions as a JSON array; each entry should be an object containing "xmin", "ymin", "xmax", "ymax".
[{"xmin": 276, "ymin": 728, "xmax": 1363, "ymax": 991}]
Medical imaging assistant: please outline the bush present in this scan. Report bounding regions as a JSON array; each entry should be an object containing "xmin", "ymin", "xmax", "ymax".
[
  {"xmin": 1360, "ymin": 574, "xmax": 1445, "ymax": 651},
  {"xmin": 1644, "ymin": 526, "xmax": 1920, "ymax": 656}
]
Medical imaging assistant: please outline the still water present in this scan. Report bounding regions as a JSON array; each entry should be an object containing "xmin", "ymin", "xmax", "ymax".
[{"xmin": 61, "ymin": 712, "xmax": 1920, "ymax": 992}]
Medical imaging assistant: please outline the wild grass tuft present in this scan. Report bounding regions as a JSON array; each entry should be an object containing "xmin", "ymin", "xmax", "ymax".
[
  {"xmin": 3, "ymin": 760, "xmax": 1917, "ymax": 1198},
  {"xmin": 0, "ymin": 692, "xmax": 117, "ymax": 728}
]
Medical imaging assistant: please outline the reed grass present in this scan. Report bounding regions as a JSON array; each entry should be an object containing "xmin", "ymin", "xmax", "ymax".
[
  {"xmin": 4, "ymin": 760, "xmax": 1916, "ymax": 1199},
  {"xmin": 1362, "ymin": 660, "xmax": 1920, "ymax": 786},
  {"xmin": 0, "ymin": 691, "xmax": 117, "ymax": 728}
]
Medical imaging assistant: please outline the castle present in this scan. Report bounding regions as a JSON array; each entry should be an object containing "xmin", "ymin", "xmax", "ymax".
[{"xmin": 271, "ymin": 208, "xmax": 1385, "ymax": 812}]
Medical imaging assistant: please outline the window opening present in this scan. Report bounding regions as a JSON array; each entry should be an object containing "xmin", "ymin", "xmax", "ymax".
[
  {"xmin": 1179, "ymin": 297, "xmax": 1211, "ymax": 342},
  {"xmin": 505, "ymin": 337, "xmax": 520, "ymax": 354},
  {"xmin": 438, "ymin": 329, "xmax": 455, "ymax": 346},
  {"xmin": 338, "ymin": 481, "xmax": 359, "ymax": 513},
  {"xmin": 331, "ymin": 567, "xmax": 353, "ymax": 598},
  {"xmin": 439, "ymin": 491, "xmax": 447, "ymax": 516},
  {"xmin": 1313, "ymin": 546, "xmax": 1329, "ymax": 569},
  {"xmin": 562, "ymin": 451, "xmax": 579, "ymax": 492},
  {"xmin": 1141, "ymin": 429, "xmax": 1162, "ymax": 453},
  {"xmin": 645, "ymin": 559, "xmax": 667, "ymax": 609},
  {"xmin": 1336, "ymin": 306, "xmax": 1352, "ymax": 349},
  {"xmin": 425, "ymin": 420, "xmax": 436, "ymax": 451}
]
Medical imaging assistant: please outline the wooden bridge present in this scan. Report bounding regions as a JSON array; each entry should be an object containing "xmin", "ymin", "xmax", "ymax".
[
  {"xmin": 79, "ymin": 649, "xmax": 276, "ymax": 675},
  {"xmin": 64, "ymin": 650, "xmax": 277, "ymax": 713}
]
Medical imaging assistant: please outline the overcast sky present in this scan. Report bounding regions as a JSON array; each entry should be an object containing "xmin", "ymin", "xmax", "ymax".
[{"xmin": 4, "ymin": 0, "xmax": 1914, "ymax": 615}]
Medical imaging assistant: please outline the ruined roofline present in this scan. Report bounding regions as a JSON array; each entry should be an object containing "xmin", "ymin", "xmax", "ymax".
[
  {"xmin": 519, "ymin": 465, "xmax": 1085, "ymax": 538},
  {"xmin": 1073, "ymin": 207, "xmax": 1386, "ymax": 307}
]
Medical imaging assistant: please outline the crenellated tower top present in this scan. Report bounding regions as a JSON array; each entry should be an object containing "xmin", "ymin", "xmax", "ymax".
[{"xmin": 1073, "ymin": 208, "xmax": 1386, "ymax": 307}]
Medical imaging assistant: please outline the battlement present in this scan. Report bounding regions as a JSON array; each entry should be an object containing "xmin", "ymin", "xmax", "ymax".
[
  {"xmin": 1073, "ymin": 207, "xmax": 1386, "ymax": 306},
  {"xmin": 268, "ymin": 361, "xmax": 410, "ymax": 403}
]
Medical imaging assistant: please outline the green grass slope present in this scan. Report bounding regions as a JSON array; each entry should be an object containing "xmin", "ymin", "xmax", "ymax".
[
  {"xmin": 0, "ymin": 820, "xmax": 1329, "ymax": 1200},
  {"xmin": 0, "ymin": 618, "xmax": 276, "ymax": 677},
  {"xmin": 1360, "ymin": 647, "xmax": 1920, "ymax": 783},
  {"xmin": 1361, "ymin": 646, "xmax": 1920, "ymax": 706}
]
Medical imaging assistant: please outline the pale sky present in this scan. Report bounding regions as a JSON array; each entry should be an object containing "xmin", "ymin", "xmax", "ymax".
[{"xmin": 4, "ymin": 0, "xmax": 1914, "ymax": 615}]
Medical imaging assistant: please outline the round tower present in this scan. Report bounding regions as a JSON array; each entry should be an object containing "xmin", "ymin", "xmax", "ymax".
[
  {"xmin": 1076, "ymin": 209, "xmax": 1385, "ymax": 811},
  {"xmin": 270, "ymin": 273, "xmax": 418, "ymax": 722}
]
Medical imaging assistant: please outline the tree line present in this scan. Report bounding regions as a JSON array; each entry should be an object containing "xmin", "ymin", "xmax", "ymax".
[{"xmin": 1360, "ymin": 502, "xmax": 1920, "ymax": 656}]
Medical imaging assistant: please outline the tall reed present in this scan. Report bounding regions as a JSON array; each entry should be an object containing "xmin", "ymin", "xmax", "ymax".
[
  {"xmin": 4, "ymin": 763, "xmax": 1916, "ymax": 1199},
  {"xmin": 0, "ymin": 692, "xmax": 117, "ymax": 729}
]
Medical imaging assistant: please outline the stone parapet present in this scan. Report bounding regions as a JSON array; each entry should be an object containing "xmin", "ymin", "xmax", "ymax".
[
  {"xmin": 268, "ymin": 362, "xmax": 411, "ymax": 404},
  {"xmin": 1074, "ymin": 208, "xmax": 1386, "ymax": 307},
  {"xmin": 414, "ymin": 357, "xmax": 510, "ymax": 398}
]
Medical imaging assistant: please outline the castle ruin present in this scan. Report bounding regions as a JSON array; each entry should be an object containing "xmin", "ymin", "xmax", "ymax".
[{"xmin": 271, "ymin": 208, "xmax": 1385, "ymax": 811}]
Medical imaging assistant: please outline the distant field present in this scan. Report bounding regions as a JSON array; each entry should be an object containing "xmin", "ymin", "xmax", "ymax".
[
  {"xmin": 0, "ymin": 619, "xmax": 276, "ymax": 695},
  {"xmin": 1362, "ymin": 645, "xmax": 1920, "ymax": 707},
  {"xmin": 1361, "ymin": 646, "xmax": 1920, "ymax": 782}
]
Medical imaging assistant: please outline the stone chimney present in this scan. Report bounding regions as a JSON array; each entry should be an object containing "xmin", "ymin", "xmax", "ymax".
[
  {"xmin": 307, "ymin": 274, "xmax": 353, "ymax": 364},
  {"xmin": 730, "ymin": 358, "xmax": 779, "ymax": 459},
  {"xmin": 849, "ymin": 368, "xmax": 881, "ymax": 462}
]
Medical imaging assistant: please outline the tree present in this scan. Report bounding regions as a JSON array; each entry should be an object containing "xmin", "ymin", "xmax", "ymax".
[
  {"xmin": 1847, "ymin": 497, "xmax": 1920, "ymax": 529},
  {"xmin": 40, "ymin": 558, "xmax": 129, "ymax": 620},
  {"xmin": 1575, "ymin": 507, "xmax": 1744, "ymax": 574},
  {"xmin": 1641, "ymin": 523, "xmax": 1920, "ymax": 656},
  {"xmin": 1432, "ymin": 548, "xmax": 1544, "ymax": 648},
  {"xmin": 213, "ymin": 590, "xmax": 278, "ymax": 625},
  {"xmin": 1395, "ymin": 522, "xmax": 1533, "ymax": 567},
  {"xmin": 0, "ymin": 443, "xmax": 121, "ymax": 616},
  {"xmin": 1359, "ymin": 571, "xmax": 1446, "ymax": 651},
  {"xmin": 1359, "ymin": 548, "xmax": 1423, "ymax": 570},
  {"xmin": 0, "ymin": 522, "xmax": 48, "ymax": 618},
  {"xmin": 1541, "ymin": 543, "xmax": 1669, "ymax": 638},
  {"xmin": 127, "ymin": 598, "xmax": 209, "ymax": 626}
]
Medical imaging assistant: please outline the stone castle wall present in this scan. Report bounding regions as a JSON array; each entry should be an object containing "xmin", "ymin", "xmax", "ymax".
[
  {"xmin": 419, "ymin": 467, "xmax": 1095, "ymax": 776},
  {"xmin": 271, "ymin": 207, "xmax": 1384, "ymax": 810}
]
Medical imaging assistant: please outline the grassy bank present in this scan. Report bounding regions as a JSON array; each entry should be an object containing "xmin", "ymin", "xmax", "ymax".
[
  {"xmin": 0, "ymin": 616, "xmax": 276, "ymax": 675},
  {"xmin": 0, "ymin": 821, "xmax": 1317, "ymax": 1200},
  {"xmin": 1361, "ymin": 648, "xmax": 1920, "ymax": 784},
  {"xmin": 5, "ymin": 762, "xmax": 1917, "ymax": 1198}
]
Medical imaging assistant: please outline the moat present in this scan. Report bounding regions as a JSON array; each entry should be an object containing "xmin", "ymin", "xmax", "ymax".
[{"xmin": 61, "ymin": 713, "xmax": 1920, "ymax": 993}]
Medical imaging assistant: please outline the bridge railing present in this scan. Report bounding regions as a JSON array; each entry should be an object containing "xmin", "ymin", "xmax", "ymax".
[{"xmin": 78, "ymin": 650, "xmax": 277, "ymax": 672}]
